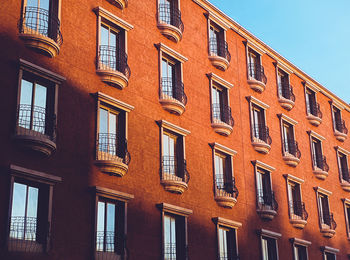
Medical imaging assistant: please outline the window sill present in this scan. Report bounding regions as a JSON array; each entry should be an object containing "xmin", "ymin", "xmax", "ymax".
[
  {"xmin": 95, "ymin": 152, "xmax": 129, "ymax": 177},
  {"xmin": 214, "ymin": 193, "xmax": 237, "ymax": 208},
  {"xmin": 256, "ymin": 208, "xmax": 277, "ymax": 220},
  {"xmin": 340, "ymin": 181, "xmax": 350, "ymax": 192},
  {"xmin": 159, "ymin": 95, "xmax": 186, "ymax": 115},
  {"xmin": 247, "ymin": 77, "xmax": 266, "ymax": 93},
  {"xmin": 312, "ymin": 167, "xmax": 328, "ymax": 180},
  {"xmin": 252, "ymin": 138, "xmax": 271, "ymax": 154},
  {"xmin": 289, "ymin": 218, "xmax": 307, "ymax": 229},
  {"xmin": 19, "ymin": 31, "xmax": 60, "ymax": 58},
  {"xmin": 334, "ymin": 130, "xmax": 347, "ymax": 142},
  {"xmin": 208, "ymin": 54, "xmax": 230, "ymax": 71},
  {"xmin": 320, "ymin": 225, "xmax": 336, "ymax": 238},
  {"xmin": 306, "ymin": 113, "xmax": 322, "ymax": 126},
  {"xmin": 106, "ymin": 0, "xmax": 128, "ymax": 9},
  {"xmin": 278, "ymin": 96, "xmax": 295, "ymax": 111},
  {"xmin": 211, "ymin": 119, "xmax": 233, "ymax": 136},
  {"xmin": 161, "ymin": 173, "xmax": 188, "ymax": 194},
  {"xmin": 282, "ymin": 153, "xmax": 300, "ymax": 167},
  {"xmin": 157, "ymin": 22, "xmax": 183, "ymax": 43},
  {"xmin": 96, "ymin": 67, "xmax": 129, "ymax": 89}
]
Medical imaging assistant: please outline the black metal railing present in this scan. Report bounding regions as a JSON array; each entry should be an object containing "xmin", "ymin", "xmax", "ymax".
[
  {"xmin": 19, "ymin": 6, "xmax": 63, "ymax": 46},
  {"xmin": 98, "ymin": 45, "xmax": 131, "ymax": 79},
  {"xmin": 212, "ymin": 103, "xmax": 234, "ymax": 127},
  {"xmin": 248, "ymin": 63, "xmax": 267, "ymax": 84},
  {"xmin": 289, "ymin": 201, "xmax": 308, "ymax": 221},
  {"xmin": 322, "ymin": 213, "xmax": 337, "ymax": 230},
  {"xmin": 16, "ymin": 104, "xmax": 56, "ymax": 141},
  {"xmin": 335, "ymin": 119, "xmax": 348, "ymax": 134},
  {"xmin": 96, "ymin": 231, "xmax": 116, "ymax": 252},
  {"xmin": 257, "ymin": 190, "xmax": 278, "ymax": 211},
  {"xmin": 158, "ymin": 4, "xmax": 184, "ymax": 33},
  {"xmin": 164, "ymin": 243, "xmax": 176, "ymax": 260},
  {"xmin": 252, "ymin": 124, "xmax": 272, "ymax": 145},
  {"xmin": 313, "ymin": 155, "xmax": 329, "ymax": 172},
  {"xmin": 278, "ymin": 83, "xmax": 295, "ymax": 101},
  {"xmin": 341, "ymin": 168, "xmax": 350, "ymax": 182},
  {"xmin": 282, "ymin": 139, "xmax": 301, "ymax": 159},
  {"xmin": 97, "ymin": 133, "xmax": 131, "ymax": 165},
  {"xmin": 160, "ymin": 77, "xmax": 187, "ymax": 105},
  {"xmin": 209, "ymin": 38, "xmax": 231, "ymax": 62},
  {"xmin": 307, "ymin": 102, "xmax": 322, "ymax": 118},
  {"xmin": 161, "ymin": 156, "xmax": 190, "ymax": 183},
  {"xmin": 215, "ymin": 177, "xmax": 239, "ymax": 199}
]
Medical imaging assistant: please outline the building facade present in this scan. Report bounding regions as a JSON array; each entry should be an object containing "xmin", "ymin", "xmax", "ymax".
[{"xmin": 0, "ymin": 0, "xmax": 350, "ymax": 259}]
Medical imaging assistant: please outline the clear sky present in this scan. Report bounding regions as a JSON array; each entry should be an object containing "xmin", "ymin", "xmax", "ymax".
[{"xmin": 208, "ymin": 0, "xmax": 350, "ymax": 103}]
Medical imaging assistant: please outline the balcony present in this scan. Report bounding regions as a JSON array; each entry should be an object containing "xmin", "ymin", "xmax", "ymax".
[
  {"xmin": 107, "ymin": 0, "xmax": 128, "ymax": 9},
  {"xmin": 306, "ymin": 102, "xmax": 322, "ymax": 126},
  {"xmin": 214, "ymin": 177, "xmax": 239, "ymax": 208},
  {"xmin": 312, "ymin": 156, "xmax": 329, "ymax": 180},
  {"xmin": 247, "ymin": 63, "xmax": 267, "ymax": 93},
  {"xmin": 208, "ymin": 38, "xmax": 231, "ymax": 71},
  {"xmin": 161, "ymin": 156, "xmax": 189, "ymax": 194},
  {"xmin": 159, "ymin": 77, "xmax": 187, "ymax": 115},
  {"xmin": 251, "ymin": 124, "xmax": 272, "ymax": 154},
  {"xmin": 340, "ymin": 168, "xmax": 350, "ymax": 192},
  {"xmin": 18, "ymin": 7, "xmax": 62, "ymax": 57},
  {"xmin": 320, "ymin": 213, "xmax": 337, "ymax": 238},
  {"xmin": 282, "ymin": 139, "xmax": 301, "ymax": 167},
  {"xmin": 14, "ymin": 104, "xmax": 56, "ymax": 157},
  {"xmin": 157, "ymin": 4, "xmax": 184, "ymax": 43},
  {"xmin": 8, "ymin": 216, "xmax": 44, "ymax": 253},
  {"xmin": 334, "ymin": 120, "xmax": 348, "ymax": 142},
  {"xmin": 211, "ymin": 103, "xmax": 234, "ymax": 136},
  {"xmin": 256, "ymin": 190, "xmax": 278, "ymax": 220},
  {"xmin": 95, "ymin": 231, "xmax": 120, "ymax": 260},
  {"xmin": 95, "ymin": 134, "xmax": 130, "ymax": 177},
  {"xmin": 289, "ymin": 202, "xmax": 308, "ymax": 229},
  {"xmin": 278, "ymin": 83, "xmax": 295, "ymax": 110},
  {"xmin": 96, "ymin": 46, "xmax": 131, "ymax": 89}
]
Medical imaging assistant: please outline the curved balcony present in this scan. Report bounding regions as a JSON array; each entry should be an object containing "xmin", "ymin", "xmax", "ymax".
[
  {"xmin": 95, "ymin": 134, "xmax": 130, "ymax": 177},
  {"xmin": 19, "ymin": 7, "xmax": 62, "ymax": 57},
  {"xmin": 320, "ymin": 213, "xmax": 337, "ymax": 238},
  {"xmin": 256, "ymin": 190, "xmax": 278, "ymax": 220},
  {"xmin": 340, "ymin": 168, "xmax": 350, "ymax": 192},
  {"xmin": 161, "ymin": 156, "xmax": 189, "ymax": 194},
  {"xmin": 208, "ymin": 38, "xmax": 231, "ymax": 71},
  {"xmin": 159, "ymin": 77, "xmax": 187, "ymax": 115},
  {"xmin": 312, "ymin": 156, "xmax": 329, "ymax": 180},
  {"xmin": 107, "ymin": 0, "xmax": 128, "ymax": 9},
  {"xmin": 214, "ymin": 177, "xmax": 239, "ymax": 208},
  {"xmin": 251, "ymin": 124, "xmax": 272, "ymax": 154},
  {"xmin": 211, "ymin": 103, "xmax": 234, "ymax": 136},
  {"xmin": 157, "ymin": 4, "xmax": 184, "ymax": 42},
  {"xmin": 282, "ymin": 139, "xmax": 301, "ymax": 167},
  {"xmin": 306, "ymin": 102, "xmax": 322, "ymax": 126},
  {"xmin": 289, "ymin": 202, "xmax": 308, "ymax": 229},
  {"xmin": 96, "ymin": 46, "xmax": 131, "ymax": 89},
  {"xmin": 278, "ymin": 83, "xmax": 295, "ymax": 110},
  {"xmin": 14, "ymin": 104, "xmax": 56, "ymax": 157},
  {"xmin": 247, "ymin": 63, "xmax": 267, "ymax": 93},
  {"xmin": 334, "ymin": 120, "xmax": 348, "ymax": 142}
]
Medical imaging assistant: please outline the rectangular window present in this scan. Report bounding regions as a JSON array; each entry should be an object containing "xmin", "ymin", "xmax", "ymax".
[
  {"xmin": 277, "ymin": 69, "xmax": 292, "ymax": 100},
  {"xmin": 287, "ymin": 181, "xmax": 302, "ymax": 218},
  {"xmin": 162, "ymin": 131, "xmax": 177, "ymax": 176},
  {"xmin": 164, "ymin": 214, "xmax": 177, "ymax": 260},
  {"xmin": 293, "ymin": 244, "xmax": 307, "ymax": 260},
  {"xmin": 261, "ymin": 236, "xmax": 278, "ymax": 260},
  {"xmin": 344, "ymin": 201, "xmax": 350, "ymax": 238},
  {"xmin": 218, "ymin": 226, "xmax": 237, "ymax": 260},
  {"xmin": 96, "ymin": 200, "xmax": 117, "ymax": 252},
  {"xmin": 161, "ymin": 56, "xmax": 182, "ymax": 101},
  {"xmin": 338, "ymin": 152, "xmax": 349, "ymax": 182},
  {"xmin": 252, "ymin": 105, "xmax": 267, "ymax": 141},
  {"xmin": 209, "ymin": 23, "xmax": 225, "ymax": 58},
  {"xmin": 324, "ymin": 252, "xmax": 336, "ymax": 260},
  {"xmin": 332, "ymin": 106, "xmax": 342, "ymax": 132},
  {"xmin": 282, "ymin": 122, "xmax": 294, "ymax": 154},
  {"xmin": 257, "ymin": 168, "xmax": 273, "ymax": 207},
  {"xmin": 311, "ymin": 137, "xmax": 323, "ymax": 168},
  {"xmin": 212, "ymin": 83, "xmax": 227, "ymax": 122},
  {"xmin": 319, "ymin": 194, "xmax": 331, "ymax": 225}
]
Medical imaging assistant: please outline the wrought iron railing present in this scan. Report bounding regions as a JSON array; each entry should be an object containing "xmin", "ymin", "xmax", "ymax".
[
  {"xmin": 248, "ymin": 63, "xmax": 267, "ymax": 84},
  {"xmin": 158, "ymin": 4, "xmax": 184, "ymax": 33},
  {"xmin": 278, "ymin": 83, "xmax": 295, "ymax": 101},
  {"xmin": 215, "ymin": 177, "xmax": 239, "ymax": 199},
  {"xmin": 161, "ymin": 156, "xmax": 190, "ymax": 183},
  {"xmin": 96, "ymin": 133, "xmax": 131, "ymax": 165},
  {"xmin": 289, "ymin": 201, "xmax": 308, "ymax": 221},
  {"xmin": 252, "ymin": 124, "xmax": 272, "ymax": 145},
  {"xmin": 282, "ymin": 139, "xmax": 301, "ymax": 159},
  {"xmin": 322, "ymin": 213, "xmax": 337, "ymax": 230},
  {"xmin": 19, "ymin": 6, "xmax": 63, "ymax": 46},
  {"xmin": 209, "ymin": 38, "xmax": 231, "ymax": 62},
  {"xmin": 98, "ymin": 45, "xmax": 131, "ymax": 79},
  {"xmin": 307, "ymin": 102, "xmax": 322, "ymax": 118},
  {"xmin": 16, "ymin": 104, "xmax": 56, "ymax": 141},
  {"xmin": 164, "ymin": 243, "xmax": 176, "ymax": 260},
  {"xmin": 160, "ymin": 77, "xmax": 187, "ymax": 105},
  {"xmin": 96, "ymin": 231, "xmax": 116, "ymax": 253},
  {"xmin": 335, "ymin": 119, "xmax": 348, "ymax": 134},
  {"xmin": 313, "ymin": 155, "xmax": 329, "ymax": 172},
  {"xmin": 257, "ymin": 190, "xmax": 278, "ymax": 211},
  {"xmin": 341, "ymin": 168, "xmax": 350, "ymax": 182},
  {"xmin": 212, "ymin": 103, "xmax": 234, "ymax": 127}
]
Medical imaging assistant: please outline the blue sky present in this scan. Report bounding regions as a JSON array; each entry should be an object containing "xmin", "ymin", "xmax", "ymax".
[{"xmin": 208, "ymin": 0, "xmax": 350, "ymax": 103}]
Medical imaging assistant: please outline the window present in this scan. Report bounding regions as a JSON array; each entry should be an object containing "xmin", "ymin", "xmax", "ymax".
[
  {"xmin": 157, "ymin": 120, "xmax": 190, "ymax": 194},
  {"xmin": 157, "ymin": 43, "xmax": 188, "ymax": 115},
  {"xmin": 275, "ymin": 64, "xmax": 295, "ymax": 110},
  {"xmin": 94, "ymin": 7, "xmax": 133, "ymax": 89},
  {"xmin": 15, "ymin": 59, "xmax": 65, "ymax": 156},
  {"xmin": 157, "ymin": 0, "xmax": 183, "ymax": 42},
  {"xmin": 330, "ymin": 101, "xmax": 348, "ymax": 141},
  {"xmin": 284, "ymin": 175, "xmax": 308, "ymax": 228},
  {"xmin": 210, "ymin": 143, "xmax": 238, "ymax": 208},
  {"xmin": 321, "ymin": 246, "xmax": 339, "ymax": 260},
  {"xmin": 315, "ymin": 187, "xmax": 337, "ymax": 238},
  {"xmin": 308, "ymin": 131, "xmax": 328, "ymax": 179},
  {"xmin": 94, "ymin": 186, "xmax": 134, "ymax": 260},
  {"xmin": 342, "ymin": 199, "xmax": 350, "ymax": 238},
  {"xmin": 208, "ymin": 73, "xmax": 234, "ymax": 136},
  {"xmin": 245, "ymin": 42, "xmax": 267, "ymax": 91},
  {"xmin": 258, "ymin": 229, "xmax": 281, "ymax": 260},
  {"xmin": 304, "ymin": 84, "xmax": 322, "ymax": 126},
  {"xmin": 19, "ymin": 0, "xmax": 62, "ymax": 57},
  {"xmin": 157, "ymin": 203, "xmax": 192, "ymax": 260},
  {"xmin": 289, "ymin": 238, "xmax": 311, "ymax": 260},
  {"xmin": 253, "ymin": 161, "xmax": 277, "ymax": 220},
  {"xmin": 8, "ymin": 165, "xmax": 61, "ymax": 253},
  {"xmin": 336, "ymin": 147, "xmax": 350, "ymax": 184},
  {"xmin": 94, "ymin": 92, "xmax": 134, "ymax": 177},
  {"xmin": 213, "ymin": 217, "xmax": 241, "ymax": 260}
]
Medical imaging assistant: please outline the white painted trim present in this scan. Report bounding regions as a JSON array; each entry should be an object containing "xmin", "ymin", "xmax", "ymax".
[
  {"xmin": 289, "ymin": 238, "xmax": 311, "ymax": 246},
  {"xmin": 247, "ymin": 96, "xmax": 270, "ymax": 109},
  {"xmin": 212, "ymin": 217, "xmax": 242, "ymax": 229},
  {"xmin": 207, "ymin": 73, "xmax": 233, "ymax": 89},
  {"xmin": 93, "ymin": 6, "xmax": 134, "ymax": 31},
  {"xmin": 307, "ymin": 130, "xmax": 325, "ymax": 141},
  {"xmin": 156, "ymin": 120, "xmax": 191, "ymax": 136},
  {"xmin": 252, "ymin": 160, "xmax": 275, "ymax": 172},
  {"xmin": 278, "ymin": 113, "xmax": 298, "ymax": 125},
  {"xmin": 210, "ymin": 142, "xmax": 237, "ymax": 156},
  {"xmin": 283, "ymin": 174, "xmax": 304, "ymax": 184},
  {"xmin": 155, "ymin": 43, "xmax": 188, "ymax": 63},
  {"xmin": 314, "ymin": 186, "xmax": 332, "ymax": 196}
]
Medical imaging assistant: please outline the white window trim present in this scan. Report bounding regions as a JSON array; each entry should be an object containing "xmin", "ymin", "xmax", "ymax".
[
  {"xmin": 257, "ymin": 229, "xmax": 281, "ymax": 260},
  {"xmin": 314, "ymin": 187, "xmax": 332, "ymax": 229},
  {"xmin": 290, "ymin": 238, "xmax": 311, "ymax": 260},
  {"xmin": 307, "ymin": 130, "xmax": 326, "ymax": 171},
  {"xmin": 342, "ymin": 198, "xmax": 350, "ymax": 240},
  {"xmin": 321, "ymin": 246, "xmax": 339, "ymax": 259}
]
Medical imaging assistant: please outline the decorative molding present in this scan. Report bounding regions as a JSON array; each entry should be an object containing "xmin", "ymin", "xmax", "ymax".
[
  {"xmin": 207, "ymin": 73, "xmax": 233, "ymax": 89},
  {"xmin": 209, "ymin": 142, "xmax": 237, "ymax": 156},
  {"xmin": 246, "ymin": 96, "xmax": 270, "ymax": 109},
  {"xmin": 10, "ymin": 164, "xmax": 62, "ymax": 184},
  {"xmin": 94, "ymin": 186, "xmax": 134, "ymax": 202},
  {"xmin": 329, "ymin": 100, "xmax": 345, "ymax": 111},
  {"xmin": 334, "ymin": 146, "xmax": 350, "ymax": 155},
  {"xmin": 19, "ymin": 59, "xmax": 66, "ymax": 83},
  {"xmin": 206, "ymin": 12, "xmax": 230, "ymax": 30},
  {"xmin": 342, "ymin": 198, "xmax": 350, "ymax": 204},
  {"xmin": 320, "ymin": 246, "xmax": 339, "ymax": 254},
  {"xmin": 244, "ymin": 40, "xmax": 266, "ymax": 55},
  {"xmin": 303, "ymin": 81, "xmax": 320, "ymax": 93},
  {"xmin": 155, "ymin": 43, "xmax": 188, "ymax": 63},
  {"xmin": 274, "ymin": 61, "xmax": 294, "ymax": 74},
  {"xmin": 257, "ymin": 229, "xmax": 282, "ymax": 239},
  {"xmin": 314, "ymin": 186, "xmax": 332, "ymax": 196},
  {"xmin": 157, "ymin": 203, "xmax": 193, "ymax": 216},
  {"xmin": 307, "ymin": 130, "xmax": 325, "ymax": 141},
  {"xmin": 156, "ymin": 120, "xmax": 190, "ymax": 136},
  {"xmin": 251, "ymin": 160, "xmax": 275, "ymax": 172},
  {"xmin": 278, "ymin": 113, "xmax": 298, "ymax": 125},
  {"xmin": 93, "ymin": 6, "xmax": 134, "ymax": 31},
  {"xmin": 289, "ymin": 238, "xmax": 312, "ymax": 246},
  {"xmin": 283, "ymin": 174, "xmax": 304, "ymax": 184},
  {"xmin": 94, "ymin": 92, "xmax": 134, "ymax": 112},
  {"xmin": 212, "ymin": 217, "xmax": 242, "ymax": 229}
]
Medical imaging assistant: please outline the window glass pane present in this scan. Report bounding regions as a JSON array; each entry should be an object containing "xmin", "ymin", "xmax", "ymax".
[
  {"xmin": 169, "ymin": 136, "xmax": 175, "ymax": 157},
  {"xmin": 163, "ymin": 134, "xmax": 169, "ymax": 156},
  {"xmin": 346, "ymin": 205, "xmax": 350, "ymax": 230},
  {"xmin": 20, "ymin": 79, "xmax": 33, "ymax": 106},
  {"xmin": 106, "ymin": 203, "xmax": 115, "ymax": 252},
  {"xmin": 11, "ymin": 183, "xmax": 27, "ymax": 217},
  {"xmin": 25, "ymin": 186, "xmax": 38, "ymax": 241},
  {"xmin": 40, "ymin": 0, "xmax": 50, "ymax": 10},
  {"xmin": 27, "ymin": 0, "xmax": 38, "ymax": 7},
  {"xmin": 34, "ymin": 83, "xmax": 47, "ymax": 109},
  {"xmin": 109, "ymin": 30, "xmax": 118, "ymax": 49},
  {"xmin": 162, "ymin": 59, "xmax": 168, "ymax": 78},
  {"xmin": 100, "ymin": 25, "xmax": 109, "ymax": 47},
  {"xmin": 262, "ymin": 237, "xmax": 268, "ymax": 260},
  {"xmin": 109, "ymin": 113, "xmax": 117, "ymax": 135},
  {"xmin": 99, "ymin": 108, "xmax": 108, "ymax": 134},
  {"xmin": 96, "ymin": 201, "xmax": 105, "ymax": 251}
]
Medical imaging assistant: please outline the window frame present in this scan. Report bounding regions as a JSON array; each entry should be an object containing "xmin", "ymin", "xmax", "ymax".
[
  {"xmin": 257, "ymin": 229, "xmax": 281, "ymax": 260},
  {"xmin": 303, "ymin": 82, "xmax": 320, "ymax": 116},
  {"xmin": 289, "ymin": 238, "xmax": 311, "ymax": 260},
  {"xmin": 329, "ymin": 100, "xmax": 347, "ymax": 138},
  {"xmin": 314, "ymin": 187, "xmax": 333, "ymax": 229},
  {"xmin": 321, "ymin": 246, "xmax": 339, "ymax": 260},
  {"xmin": 274, "ymin": 62, "xmax": 293, "ymax": 99},
  {"xmin": 247, "ymin": 96, "xmax": 270, "ymax": 143},
  {"xmin": 244, "ymin": 41, "xmax": 266, "ymax": 79},
  {"xmin": 278, "ymin": 114, "xmax": 298, "ymax": 157},
  {"xmin": 342, "ymin": 198, "xmax": 350, "ymax": 239},
  {"xmin": 307, "ymin": 131, "xmax": 326, "ymax": 171},
  {"xmin": 284, "ymin": 174, "xmax": 305, "ymax": 222},
  {"xmin": 206, "ymin": 12, "xmax": 229, "ymax": 55},
  {"xmin": 335, "ymin": 146, "xmax": 350, "ymax": 184}
]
